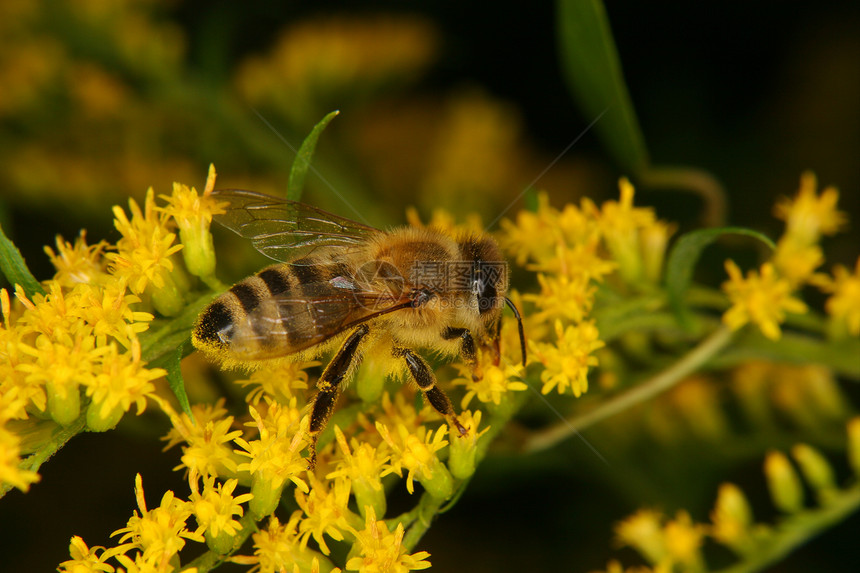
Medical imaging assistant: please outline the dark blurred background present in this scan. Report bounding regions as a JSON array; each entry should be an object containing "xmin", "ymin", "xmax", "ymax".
[{"xmin": 1, "ymin": 1, "xmax": 858, "ymax": 571}]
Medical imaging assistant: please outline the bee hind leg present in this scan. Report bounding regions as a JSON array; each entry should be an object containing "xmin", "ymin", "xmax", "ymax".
[
  {"xmin": 395, "ymin": 346, "xmax": 467, "ymax": 437},
  {"xmin": 307, "ymin": 324, "xmax": 370, "ymax": 470}
]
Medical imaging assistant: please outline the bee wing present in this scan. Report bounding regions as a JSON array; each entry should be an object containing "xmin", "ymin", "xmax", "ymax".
[
  {"xmin": 231, "ymin": 279, "xmax": 410, "ymax": 360},
  {"xmin": 212, "ymin": 189, "xmax": 382, "ymax": 263}
]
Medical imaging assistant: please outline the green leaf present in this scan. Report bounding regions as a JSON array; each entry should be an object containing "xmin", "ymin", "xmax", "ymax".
[
  {"xmin": 556, "ymin": 0, "xmax": 649, "ymax": 173},
  {"xmin": 288, "ymin": 110, "xmax": 340, "ymax": 201},
  {"xmin": 164, "ymin": 344, "xmax": 194, "ymax": 420},
  {"xmin": 665, "ymin": 227, "xmax": 775, "ymax": 329},
  {"xmin": 0, "ymin": 222, "xmax": 45, "ymax": 298}
]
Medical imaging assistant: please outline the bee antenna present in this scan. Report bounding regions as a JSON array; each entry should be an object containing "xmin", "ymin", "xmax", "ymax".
[{"xmin": 504, "ymin": 296, "xmax": 527, "ymax": 365}]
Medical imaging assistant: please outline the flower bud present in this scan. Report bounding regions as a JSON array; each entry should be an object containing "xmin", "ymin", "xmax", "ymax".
[{"xmin": 764, "ymin": 450, "xmax": 804, "ymax": 513}]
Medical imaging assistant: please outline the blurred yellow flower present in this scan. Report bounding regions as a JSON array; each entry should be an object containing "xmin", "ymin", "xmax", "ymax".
[
  {"xmin": 815, "ymin": 257, "xmax": 860, "ymax": 336},
  {"xmin": 721, "ymin": 261, "xmax": 807, "ymax": 340}
]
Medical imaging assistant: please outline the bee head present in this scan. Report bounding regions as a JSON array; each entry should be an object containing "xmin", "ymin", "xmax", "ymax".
[{"xmin": 458, "ymin": 234, "xmax": 509, "ymax": 324}]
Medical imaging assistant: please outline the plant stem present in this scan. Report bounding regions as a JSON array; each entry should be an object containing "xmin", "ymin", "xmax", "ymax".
[{"xmin": 523, "ymin": 325, "xmax": 734, "ymax": 454}]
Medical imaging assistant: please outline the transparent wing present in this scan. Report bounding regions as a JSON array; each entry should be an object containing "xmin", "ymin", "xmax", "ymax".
[
  {"xmin": 231, "ymin": 280, "xmax": 411, "ymax": 360},
  {"xmin": 212, "ymin": 189, "xmax": 381, "ymax": 263}
]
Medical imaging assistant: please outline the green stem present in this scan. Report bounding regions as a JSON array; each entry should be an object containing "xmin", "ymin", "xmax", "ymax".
[
  {"xmin": 715, "ymin": 485, "xmax": 860, "ymax": 573},
  {"xmin": 523, "ymin": 325, "xmax": 734, "ymax": 454}
]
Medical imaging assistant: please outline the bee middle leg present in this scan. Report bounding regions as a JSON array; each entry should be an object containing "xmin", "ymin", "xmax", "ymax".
[
  {"xmin": 442, "ymin": 327, "xmax": 482, "ymax": 379},
  {"xmin": 394, "ymin": 346, "xmax": 468, "ymax": 437},
  {"xmin": 308, "ymin": 324, "xmax": 370, "ymax": 469}
]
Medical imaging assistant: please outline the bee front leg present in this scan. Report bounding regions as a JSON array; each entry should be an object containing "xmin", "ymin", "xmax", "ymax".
[
  {"xmin": 442, "ymin": 327, "xmax": 482, "ymax": 380},
  {"xmin": 308, "ymin": 324, "xmax": 370, "ymax": 470},
  {"xmin": 395, "ymin": 346, "xmax": 468, "ymax": 437}
]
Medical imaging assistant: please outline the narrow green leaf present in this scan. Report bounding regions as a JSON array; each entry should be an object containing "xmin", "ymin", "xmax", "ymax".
[
  {"xmin": 288, "ymin": 110, "xmax": 340, "ymax": 201},
  {"xmin": 665, "ymin": 227, "xmax": 775, "ymax": 328},
  {"xmin": 0, "ymin": 222, "xmax": 45, "ymax": 298},
  {"xmin": 164, "ymin": 344, "xmax": 194, "ymax": 420},
  {"xmin": 556, "ymin": 0, "xmax": 649, "ymax": 173}
]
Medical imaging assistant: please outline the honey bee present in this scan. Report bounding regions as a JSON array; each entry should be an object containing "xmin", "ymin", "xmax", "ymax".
[{"xmin": 192, "ymin": 189, "xmax": 525, "ymax": 467}]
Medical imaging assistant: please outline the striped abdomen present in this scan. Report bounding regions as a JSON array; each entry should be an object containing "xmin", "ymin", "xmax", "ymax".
[{"xmin": 192, "ymin": 261, "xmax": 356, "ymax": 363}]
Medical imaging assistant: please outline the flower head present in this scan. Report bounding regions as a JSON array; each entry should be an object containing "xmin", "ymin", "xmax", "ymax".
[
  {"xmin": 774, "ymin": 171, "xmax": 846, "ymax": 245},
  {"xmin": 108, "ymin": 474, "xmax": 203, "ymax": 565},
  {"xmin": 530, "ymin": 319, "xmax": 603, "ymax": 396},
  {"xmin": 722, "ymin": 261, "xmax": 808, "ymax": 340},
  {"xmin": 159, "ymin": 164, "xmax": 227, "ymax": 279},
  {"xmin": 345, "ymin": 505, "xmax": 431, "ymax": 573},
  {"xmin": 189, "ymin": 475, "xmax": 252, "ymax": 553},
  {"xmin": 44, "ymin": 232, "xmax": 110, "ymax": 288},
  {"xmin": 57, "ymin": 536, "xmax": 115, "ymax": 573},
  {"xmin": 376, "ymin": 422, "xmax": 450, "ymax": 497},
  {"xmin": 814, "ymin": 257, "xmax": 860, "ymax": 336}
]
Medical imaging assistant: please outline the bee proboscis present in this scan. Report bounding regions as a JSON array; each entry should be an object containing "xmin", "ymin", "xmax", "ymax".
[{"xmin": 192, "ymin": 189, "xmax": 526, "ymax": 467}]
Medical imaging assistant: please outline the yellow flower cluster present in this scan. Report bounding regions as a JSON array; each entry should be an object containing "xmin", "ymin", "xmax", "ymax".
[
  {"xmin": 722, "ymin": 172, "xmax": 853, "ymax": 340},
  {"xmin": 235, "ymin": 15, "xmax": 437, "ymax": 125},
  {"xmin": 157, "ymin": 360, "xmax": 475, "ymax": 572},
  {"xmin": 502, "ymin": 178, "xmax": 670, "ymax": 397},
  {"xmin": 0, "ymin": 167, "xmax": 220, "ymax": 497},
  {"xmin": 594, "ymin": 417, "xmax": 860, "ymax": 573}
]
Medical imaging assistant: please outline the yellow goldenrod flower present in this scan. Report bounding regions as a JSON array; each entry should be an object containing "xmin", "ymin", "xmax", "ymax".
[
  {"xmin": 107, "ymin": 474, "xmax": 204, "ymax": 565},
  {"xmin": 420, "ymin": 90, "xmax": 520, "ymax": 213},
  {"xmin": 530, "ymin": 319, "xmax": 603, "ymax": 396},
  {"xmin": 15, "ymin": 282, "xmax": 78, "ymax": 345},
  {"xmin": 74, "ymin": 283, "xmax": 153, "ymax": 348},
  {"xmin": 189, "ymin": 475, "xmax": 253, "ymax": 554},
  {"xmin": 295, "ymin": 476, "xmax": 360, "ymax": 555},
  {"xmin": 662, "ymin": 511, "xmax": 705, "ymax": 568},
  {"xmin": 106, "ymin": 188, "xmax": 185, "ymax": 316},
  {"xmin": 593, "ymin": 178, "xmax": 657, "ymax": 286},
  {"xmin": 326, "ymin": 426, "xmax": 390, "ymax": 519},
  {"xmin": 764, "ymin": 450, "xmax": 804, "ymax": 513},
  {"xmin": 235, "ymin": 514, "xmax": 337, "ymax": 573},
  {"xmin": 235, "ymin": 16, "xmax": 436, "ymax": 124},
  {"xmin": 44, "ymin": 232, "xmax": 110, "ymax": 288},
  {"xmin": 85, "ymin": 338, "xmax": 162, "ymax": 432},
  {"xmin": 709, "ymin": 483, "xmax": 754, "ymax": 553},
  {"xmin": 161, "ymin": 400, "xmax": 243, "ymax": 482},
  {"xmin": 452, "ymin": 354, "xmax": 526, "ymax": 409},
  {"xmin": 345, "ymin": 505, "xmax": 431, "ymax": 573},
  {"xmin": 772, "ymin": 239, "xmax": 823, "ymax": 288},
  {"xmin": 17, "ymin": 333, "xmax": 103, "ymax": 425},
  {"xmin": 499, "ymin": 192, "xmax": 559, "ymax": 266},
  {"xmin": 446, "ymin": 409, "xmax": 489, "ymax": 480},
  {"xmin": 524, "ymin": 272, "xmax": 596, "ymax": 324},
  {"xmin": 614, "ymin": 509, "xmax": 667, "ymax": 565},
  {"xmin": 814, "ymin": 257, "xmax": 860, "ymax": 336},
  {"xmin": 57, "ymin": 536, "xmax": 115, "ymax": 573},
  {"xmin": 721, "ymin": 260, "xmax": 807, "ymax": 340},
  {"xmin": 376, "ymin": 422, "xmax": 451, "ymax": 498},
  {"xmin": 0, "ymin": 425, "xmax": 41, "ymax": 492},
  {"xmin": 773, "ymin": 171, "xmax": 846, "ymax": 246},
  {"xmin": 234, "ymin": 401, "xmax": 309, "ymax": 518},
  {"xmin": 159, "ymin": 164, "xmax": 227, "ymax": 280},
  {"xmin": 405, "ymin": 206, "xmax": 484, "ymax": 237}
]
